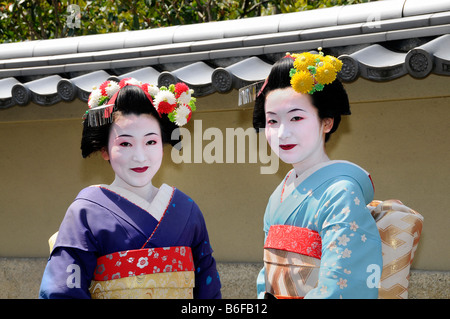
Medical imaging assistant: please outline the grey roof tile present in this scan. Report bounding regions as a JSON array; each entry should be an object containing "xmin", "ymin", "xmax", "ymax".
[
  {"xmin": 0, "ymin": 41, "xmax": 36, "ymax": 60},
  {"xmin": 0, "ymin": 77, "xmax": 20, "ymax": 109},
  {"xmin": 47, "ymin": 52, "xmax": 94, "ymax": 65},
  {"xmin": 226, "ymin": 57, "xmax": 272, "ymax": 81},
  {"xmin": 403, "ymin": 0, "xmax": 450, "ymax": 17},
  {"xmin": 223, "ymin": 14, "xmax": 282, "ymax": 38},
  {"xmin": 243, "ymin": 31, "xmax": 301, "ymax": 47},
  {"xmin": 386, "ymin": 24, "xmax": 450, "ymax": 41},
  {"xmin": 110, "ymin": 56, "xmax": 159, "ymax": 69},
  {"xmin": 263, "ymin": 39, "xmax": 323, "ymax": 55},
  {"xmin": 405, "ymin": 34, "xmax": 450, "ymax": 77},
  {"xmin": 57, "ymin": 70, "xmax": 114, "ymax": 102},
  {"xmin": 361, "ymin": 14, "xmax": 432, "ymax": 34},
  {"xmin": 0, "ymin": 68, "xmax": 21, "ymax": 78},
  {"xmin": 159, "ymin": 51, "xmax": 210, "ymax": 64},
  {"xmin": 1, "ymin": 0, "xmax": 449, "ymax": 108},
  {"xmin": 300, "ymin": 23, "xmax": 364, "ymax": 40},
  {"xmin": 278, "ymin": 6, "xmax": 342, "ymax": 32},
  {"xmin": 64, "ymin": 61, "xmax": 112, "ymax": 73},
  {"xmin": 32, "ymin": 37, "xmax": 79, "ymax": 57},
  {"xmin": 1, "ymin": 56, "xmax": 49, "ymax": 69},
  {"xmin": 323, "ymin": 32, "xmax": 387, "ymax": 48},
  {"xmin": 70, "ymin": 70, "xmax": 112, "ymax": 92},
  {"xmin": 0, "ymin": 77, "xmax": 20, "ymax": 99},
  {"xmin": 11, "ymin": 74, "xmax": 62, "ymax": 105},
  {"xmin": 430, "ymin": 11, "xmax": 450, "ymax": 26},
  {"xmin": 172, "ymin": 21, "xmax": 225, "ymax": 42},
  {"xmin": 211, "ymin": 57, "xmax": 272, "ymax": 93},
  {"xmin": 138, "ymin": 42, "xmax": 192, "ymax": 57},
  {"xmin": 158, "ymin": 62, "xmax": 217, "ymax": 96},
  {"xmin": 168, "ymin": 62, "xmax": 214, "ymax": 85},
  {"xmin": 337, "ymin": 0, "xmax": 404, "ymax": 25},
  {"xmin": 90, "ymin": 48, "xmax": 142, "ymax": 62},
  {"xmin": 348, "ymin": 44, "xmax": 407, "ymax": 81},
  {"xmin": 123, "ymin": 26, "xmax": 179, "ymax": 48},
  {"xmin": 25, "ymin": 74, "xmax": 62, "ymax": 95},
  {"xmin": 76, "ymin": 32, "xmax": 127, "ymax": 53},
  {"xmin": 170, "ymin": 62, "xmax": 216, "ymax": 96},
  {"xmin": 119, "ymin": 67, "xmax": 161, "ymax": 85},
  {"xmin": 191, "ymin": 37, "xmax": 245, "ymax": 52},
  {"xmin": 20, "ymin": 65, "xmax": 66, "ymax": 77},
  {"xmin": 209, "ymin": 46, "xmax": 265, "ymax": 59}
]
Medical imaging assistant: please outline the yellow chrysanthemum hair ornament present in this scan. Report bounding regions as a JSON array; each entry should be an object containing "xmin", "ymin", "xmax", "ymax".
[
  {"xmin": 287, "ymin": 48, "xmax": 343, "ymax": 95},
  {"xmin": 237, "ymin": 48, "xmax": 343, "ymax": 106}
]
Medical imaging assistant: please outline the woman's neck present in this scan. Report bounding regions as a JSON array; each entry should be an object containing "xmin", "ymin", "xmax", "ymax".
[
  {"xmin": 110, "ymin": 178, "xmax": 158, "ymax": 203},
  {"xmin": 292, "ymin": 151, "xmax": 330, "ymax": 178}
]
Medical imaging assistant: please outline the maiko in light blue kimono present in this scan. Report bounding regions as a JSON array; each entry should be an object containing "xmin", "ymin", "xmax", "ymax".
[{"xmin": 257, "ymin": 160, "xmax": 383, "ymax": 299}]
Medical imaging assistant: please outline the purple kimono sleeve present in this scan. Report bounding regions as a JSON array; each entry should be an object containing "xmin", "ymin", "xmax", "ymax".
[
  {"xmin": 39, "ymin": 199, "xmax": 100, "ymax": 299},
  {"xmin": 187, "ymin": 200, "xmax": 221, "ymax": 299},
  {"xmin": 39, "ymin": 247, "xmax": 97, "ymax": 299}
]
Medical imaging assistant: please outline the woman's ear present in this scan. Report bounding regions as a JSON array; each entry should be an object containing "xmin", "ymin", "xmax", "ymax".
[
  {"xmin": 323, "ymin": 118, "xmax": 334, "ymax": 133},
  {"xmin": 100, "ymin": 147, "xmax": 110, "ymax": 161}
]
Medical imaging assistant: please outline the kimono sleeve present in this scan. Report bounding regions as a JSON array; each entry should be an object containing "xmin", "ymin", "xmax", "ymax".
[
  {"xmin": 257, "ymin": 194, "xmax": 275, "ymax": 299},
  {"xmin": 188, "ymin": 200, "xmax": 222, "ymax": 299},
  {"xmin": 39, "ymin": 247, "xmax": 97, "ymax": 298},
  {"xmin": 305, "ymin": 178, "xmax": 382, "ymax": 299},
  {"xmin": 39, "ymin": 199, "xmax": 99, "ymax": 299}
]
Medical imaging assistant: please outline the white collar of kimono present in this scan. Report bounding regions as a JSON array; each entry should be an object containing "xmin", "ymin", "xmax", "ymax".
[
  {"xmin": 282, "ymin": 160, "xmax": 369, "ymax": 201},
  {"xmin": 97, "ymin": 183, "xmax": 174, "ymax": 222}
]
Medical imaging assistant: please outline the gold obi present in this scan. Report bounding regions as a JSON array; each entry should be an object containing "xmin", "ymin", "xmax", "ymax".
[{"xmin": 369, "ymin": 199, "xmax": 424, "ymax": 299}]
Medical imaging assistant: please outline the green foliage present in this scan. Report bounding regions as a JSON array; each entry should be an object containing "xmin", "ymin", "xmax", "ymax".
[{"xmin": 0, "ymin": 0, "xmax": 375, "ymax": 43}]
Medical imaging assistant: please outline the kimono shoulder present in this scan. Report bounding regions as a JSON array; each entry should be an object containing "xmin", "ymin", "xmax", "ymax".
[
  {"xmin": 269, "ymin": 161, "xmax": 374, "ymax": 205},
  {"xmin": 52, "ymin": 186, "xmax": 123, "ymax": 253},
  {"xmin": 264, "ymin": 161, "xmax": 375, "ymax": 233}
]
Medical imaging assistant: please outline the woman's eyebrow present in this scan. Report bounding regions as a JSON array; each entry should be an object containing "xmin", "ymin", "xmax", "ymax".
[
  {"xmin": 266, "ymin": 108, "xmax": 306, "ymax": 115},
  {"xmin": 287, "ymin": 108, "xmax": 306, "ymax": 113},
  {"xmin": 116, "ymin": 132, "xmax": 158, "ymax": 138}
]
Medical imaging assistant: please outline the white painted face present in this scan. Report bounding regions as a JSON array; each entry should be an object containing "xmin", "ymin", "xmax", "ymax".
[
  {"xmin": 102, "ymin": 113, "xmax": 163, "ymax": 192},
  {"xmin": 264, "ymin": 87, "xmax": 333, "ymax": 172}
]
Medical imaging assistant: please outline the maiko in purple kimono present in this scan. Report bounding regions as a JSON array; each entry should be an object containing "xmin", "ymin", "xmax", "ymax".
[
  {"xmin": 39, "ymin": 78, "xmax": 220, "ymax": 299},
  {"xmin": 39, "ymin": 184, "xmax": 221, "ymax": 299}
]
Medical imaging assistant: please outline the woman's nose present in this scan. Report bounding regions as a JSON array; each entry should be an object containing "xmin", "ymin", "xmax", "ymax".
[
  {"xmin": 132, "ymin": 146, "xmax": 146, "ymax": 162},
  {"xmin": 277, "ymin": 123, "xmax": 291, "ymax": 139}
]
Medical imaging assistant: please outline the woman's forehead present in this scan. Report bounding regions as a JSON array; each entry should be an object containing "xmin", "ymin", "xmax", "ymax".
[
  {"xmin": 265, "ymin": 88, "xmax": 315, "ymax": 114},
  {"xmin": 111, "ymin": 113, "xmax": 161, "ymax": 135}
]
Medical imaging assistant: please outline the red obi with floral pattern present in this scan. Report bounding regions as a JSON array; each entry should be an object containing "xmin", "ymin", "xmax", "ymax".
[
  {"xmin": 93, "ymin": 246, "xmax": 194, "ymax": 281},
  {"xmin": 264, "ymin": 225, "xmax": 322, "ymax": 259}
]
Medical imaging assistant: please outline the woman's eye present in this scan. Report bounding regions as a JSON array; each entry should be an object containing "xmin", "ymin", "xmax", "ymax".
[
  {"xmin": 120, "ymin": 142, "xmax": 131, "ymax": 147},
  {"xmin": 267, "ymin": 119, "xmax": 277, "ymax": 125},
  {"xmin": 147, "ymin": 140, "xmax": 157, "ymax": 145},
  {"xmin": 291, "ymin": 116, "xmax": 303, "ymax": 122}
]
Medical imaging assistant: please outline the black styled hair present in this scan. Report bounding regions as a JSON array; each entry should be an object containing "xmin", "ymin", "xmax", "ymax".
[
  {"xmin": 81, "ymin": 85, "xmax": 179, "ymax": 158},
  {"xmin": 253, "ymin": 56, "xmax": 351, "ymax": 142}
]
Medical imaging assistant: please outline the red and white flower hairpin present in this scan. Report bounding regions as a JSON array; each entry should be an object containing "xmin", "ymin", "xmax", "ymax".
[{"xmin": 84, "ymin": 78, "xmax": 196, "ymax": 127}]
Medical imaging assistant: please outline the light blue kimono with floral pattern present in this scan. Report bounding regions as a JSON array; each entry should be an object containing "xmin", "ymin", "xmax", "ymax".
[{"xmin": 257, "ymin": 161, "xmax": 382, "ymax": 299}]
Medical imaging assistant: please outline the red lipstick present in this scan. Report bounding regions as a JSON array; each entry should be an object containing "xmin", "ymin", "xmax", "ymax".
[
  {"xmin": 280, "ymin": 144, "xmax": 296, "ymax": 150},
  {"xmin": 131, "ymin": 167, "xmax": 149, "ymax": 173}
]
